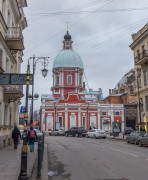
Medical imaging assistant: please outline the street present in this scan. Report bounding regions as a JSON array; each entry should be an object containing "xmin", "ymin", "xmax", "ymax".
[{"xmin": 46, "ymin": 136, "xmax": 148, "ymax": 180}]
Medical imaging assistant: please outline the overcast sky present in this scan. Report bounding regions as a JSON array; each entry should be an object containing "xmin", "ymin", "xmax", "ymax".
[{"xmin": 21, "ymin": 0, "xmax": 148, "ymax": 111}]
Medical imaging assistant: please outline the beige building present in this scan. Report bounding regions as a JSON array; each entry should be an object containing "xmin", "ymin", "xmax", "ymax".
[
  {"xmin": 130, "ymin": 23, "xmax": 148, "ymax": 131},
  {"xmin": 0, "ymin": 0, "xmax": 27, "ymax": 147}
]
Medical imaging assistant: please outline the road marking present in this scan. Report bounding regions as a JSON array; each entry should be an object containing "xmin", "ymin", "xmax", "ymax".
[
  {"xmin": 93, "ymin": 143, "xmax": 105, "ymax": 147},
  {"xmin": 109, "ymin": 148, "xmax": 138, "ymax": 157}
]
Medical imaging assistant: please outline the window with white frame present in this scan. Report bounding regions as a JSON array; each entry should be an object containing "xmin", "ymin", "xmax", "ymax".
[
  {"xmin": 67, "ymin": 75, "xmax": 72, "ymax": 84},
  {"xmin": 79, "ymin": 76, "xmax": 82, "ymax": 85},
  {"xmin": 55, "ymin": 75, "xmax": 59, "ymax": 85}
]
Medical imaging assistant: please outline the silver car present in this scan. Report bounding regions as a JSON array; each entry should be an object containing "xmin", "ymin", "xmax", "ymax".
[
  {"xmin": 86, "ymin": 129, "xmax": 106, "ymax": 139},
  {"xmin": 49, "ymin": 128, "xmax": 65, "ymax": 136}
]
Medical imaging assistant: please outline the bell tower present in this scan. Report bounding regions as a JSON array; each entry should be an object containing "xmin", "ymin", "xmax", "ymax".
[{"xmin": 52, "ymin": 30, "xmax": 85, "ymax": 99}]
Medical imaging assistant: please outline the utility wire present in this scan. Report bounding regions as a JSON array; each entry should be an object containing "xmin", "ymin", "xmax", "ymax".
[{"xmin": 25, "ymin": 0, "xmax": 114, "ymax": 55}]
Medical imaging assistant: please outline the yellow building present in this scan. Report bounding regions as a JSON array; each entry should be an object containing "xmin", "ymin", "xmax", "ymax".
[
  {"xmin": 130, "ymin": 23, "xmax": 148, "ymax": 131},
  {"xmin": 0, "ymin": 0, "xmax": 27, "ymax": 147}
]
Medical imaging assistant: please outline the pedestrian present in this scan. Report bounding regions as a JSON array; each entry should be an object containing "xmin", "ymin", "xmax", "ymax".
[
  {"xmin": 27, "ymin": 126, "xmax": 37, "ymax": 152},
  {"xmin": 89, "ymin": 126, "xmax": 92, "ymax": 130},
  {"xmin": 12, "ymin": 125, "xmax": 21, "ymax": 149}
]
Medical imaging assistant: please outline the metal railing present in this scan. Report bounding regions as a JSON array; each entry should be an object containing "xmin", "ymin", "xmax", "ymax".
[{"xmin": 135, "ymin": 50, "xmax": 148, "ymax": 63}]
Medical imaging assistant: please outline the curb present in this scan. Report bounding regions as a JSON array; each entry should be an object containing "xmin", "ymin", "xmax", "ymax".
[{"xmin": 107, "ymin": 136, "xmax": 126, "ymax": 141}]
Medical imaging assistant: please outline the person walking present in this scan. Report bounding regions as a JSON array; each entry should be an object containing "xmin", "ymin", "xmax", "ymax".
[
  {"xmin": 12, "ymin": 126, "xmax": 21, "ymax": 149},
  {"xmin": 27, "ymin": 126, "xmax": 37, "ymax": 152}
]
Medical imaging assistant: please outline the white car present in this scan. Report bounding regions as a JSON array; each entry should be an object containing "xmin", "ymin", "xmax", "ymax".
[{"xmin": 86, "ymin": 129, "xmax": 106, "ymax": 139}]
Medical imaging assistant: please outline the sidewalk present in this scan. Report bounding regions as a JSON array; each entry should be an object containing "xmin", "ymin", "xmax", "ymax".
[
  {"xmin": 106, "ymin": 133, "xmax": 127, "ymax": 141},
  {"xmin": 0, "ymin": 140, "xmax": 48, "ymax": 180}
]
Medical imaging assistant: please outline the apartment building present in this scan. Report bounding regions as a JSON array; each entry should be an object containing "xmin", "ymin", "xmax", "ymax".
[
  {"xmin": 0, "ymin": 0, "xmax": 27, "ymax": 147},
  {"xmin": 130, "ymin": 23, "xmax": 148, "ymax": 131}
]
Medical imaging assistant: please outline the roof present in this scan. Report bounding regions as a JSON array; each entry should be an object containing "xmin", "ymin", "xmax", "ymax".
[{"xmin": 53, "ymin": 49, "xmax": 83, "ymax": 69}]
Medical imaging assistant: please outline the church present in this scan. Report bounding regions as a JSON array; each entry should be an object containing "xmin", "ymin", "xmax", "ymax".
[{"xmin": 40, "ymin": 30, "xmax": 124, "ymax": 132}]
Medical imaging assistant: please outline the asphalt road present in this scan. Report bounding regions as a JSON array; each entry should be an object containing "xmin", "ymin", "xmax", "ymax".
[{"xmin": 46, "ymin": 136, "xmax": 148, "ymax": 180}]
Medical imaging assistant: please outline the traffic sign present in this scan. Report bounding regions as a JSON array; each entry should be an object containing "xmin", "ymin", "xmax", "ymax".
[{"xmin": 0, "ymin": 73, "xmax": 33, "ymax": 85}]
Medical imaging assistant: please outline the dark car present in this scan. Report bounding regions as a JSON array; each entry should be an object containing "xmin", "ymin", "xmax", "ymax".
[
  {"xmin": 126, "ymin": 131, "xmax": 145, "ymax": 144},
  {"xmin": 138, "ymin": 132, "xmax": 148, "ymax": 147},
  {"xmin": 124, "ymin": 127, "xmax": 133, "ymax": 135},
  {"xmin": 65, "ymin": 127, "xmax": 87, "ymax": 137}
]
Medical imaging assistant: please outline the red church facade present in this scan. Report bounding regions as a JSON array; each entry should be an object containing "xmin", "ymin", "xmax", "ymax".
[{"xmin": 40, "ymin": 31, "xmax": 125, "ymax": 132}]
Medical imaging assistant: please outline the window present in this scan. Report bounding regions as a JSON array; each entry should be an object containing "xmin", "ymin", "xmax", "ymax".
[
  {"xmin": 140, "ymin": 98, "xmax": 143, "ymax": 112},
  {"xmin": 143, "ymin": 70, "xmax": 147, "ymax": 86},
  {"xmin": 115, "ymin": 111, "xmax": 120, "ymax": 115},
  {"xmin": 55, "ymin": 75, "xmax": 59, "ymax": 85},
  {"xmin": 6, "ymin": 58, "xmax": 9, "ymax": 73},
  {"xmin": 82, "ymin": 117, "xmax": 85, "ymax": 128},
  {"xmin": 102, "ymin": 111, "xmax": 106, "ymax": 115},
  {"xmin": 58, "ymin": 117, "xmax": 62, "ymax": 127},
  {"xmin": 2, "ymin": 0, "xmax": 6, "ymax": 19},
  {"xmin": 79, "ymin": 76, "xmax": 82, "ymax": 85},
  {"xmin": 67, "ymin": 75, "xmax": 72, "ymax": 84},
  {"xmin": 4, "ymin": 105, "xmax": 8, "ymax": 126},
  {"xmin": 0, "ymin": 102, "xmax": 2, "ymax": 125},
  {"xmin": 9, "ymin": 107, "xmax": 12, "ymax": 126},
  {"xmin": 145, "ymin": 96, "xmax": 148, "ymax": 111},
  {"xmin": 7, "ymin": 10, "xmax": 11, "ymax": 27},
  {"xmin": 0, "ymin": 49, "xmax": 3, "ymax": 67}
]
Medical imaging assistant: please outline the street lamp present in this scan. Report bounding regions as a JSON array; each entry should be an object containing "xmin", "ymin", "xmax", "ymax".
[{"xmin": 29, "ymin": 55, "xmax": 49, "ymax": 125}]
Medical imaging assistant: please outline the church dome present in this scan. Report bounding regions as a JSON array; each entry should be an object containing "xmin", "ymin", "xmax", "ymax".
[{"xmin": 53, "ymin": 50, "xmax": 84, "ymax": 69}]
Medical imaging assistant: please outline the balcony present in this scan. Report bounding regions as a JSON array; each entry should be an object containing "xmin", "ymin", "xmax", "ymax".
[
  {"xmin": 4, "ymin": 85, "xmax": 23, "ymax": 103},
  {"xmin": 135, "ymin": 50, "xmax": 148, "ymax": 65},
  {"xmin": 5, "ymin": 27, "xmax": 24, "ymax": 50}
]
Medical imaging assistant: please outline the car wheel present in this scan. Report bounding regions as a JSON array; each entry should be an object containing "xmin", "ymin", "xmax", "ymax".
[
  {"xmin": 93, "ymin": 134, "xmax": 96, "ymax": 139},
  {"xmin": 139, "ymin": 141, "xmax": 142, "ymax": 147},
  {"xmin": 103, "ymin": 137, "xmax": 106, "ymax": 139},
  {"xmin": 86, "ymin": 134, "xmax": 89, "ymax": 138},
  {"xmin": 134, "ymin": 140, "xmax": 137, "ymax": 145}
]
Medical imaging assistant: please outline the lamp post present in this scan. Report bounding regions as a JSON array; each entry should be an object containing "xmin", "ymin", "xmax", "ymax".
[
  {"xmin": 25, "ymin": 60, "xmax": 30, "ymax": 126},
  {"xmin": 29, "ymin": 55, "xmax": 49, "ymax": 125}
]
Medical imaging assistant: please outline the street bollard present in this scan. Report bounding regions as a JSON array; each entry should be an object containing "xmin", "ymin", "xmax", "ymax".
[
  {"xmin": 18, "ymin": 144, "xmax": 29, "ymax": 180},
  {"xmin": 37, "ymin": 140, "xmax": 42, "ymax": 178}
]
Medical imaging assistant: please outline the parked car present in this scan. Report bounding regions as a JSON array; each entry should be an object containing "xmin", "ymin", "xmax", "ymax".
[
  {"xmin": 126, "ymin": 131, "xmax": 146, "ymax": 144},
  {"xmin": 49, "ymin": 128, "xmax": 65, "ymax": 136},
  {"xmin": 138, "ymin": 132, "xmax": 148, "ymax": 147},
  {"xmin": 124, "ymin": 127, "xmax": 133, "ymax": 135},
  {"xmin": 34, "ymin": 129, "xmax": 43, "ymax": 141},
  {"xmin": 86, "ymin": 129, "xmax": 106, "ymax": 139},
  {"xmin": 65, "ymin": 127, "xmax": 87, "ymax": 137},
  {"xmin": 109, "ymin": 128, "xmax": 120, "ymax": 137}
]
